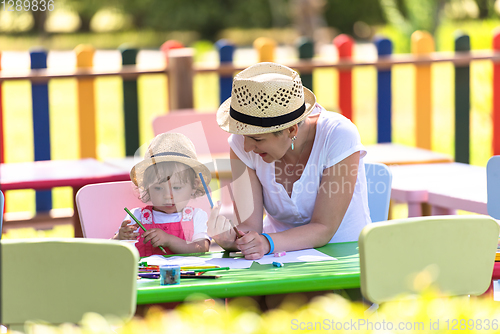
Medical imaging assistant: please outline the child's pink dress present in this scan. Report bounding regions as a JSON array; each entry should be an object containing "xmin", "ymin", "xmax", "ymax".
[{"xmin": 135, "ymin": 206, "xmax": 195, "ymax": 257}]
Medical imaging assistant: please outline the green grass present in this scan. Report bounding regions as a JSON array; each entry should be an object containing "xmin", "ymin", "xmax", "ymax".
[{"xmin": 1, "ymin": 25, "xmax": 496, "ymax": 226}]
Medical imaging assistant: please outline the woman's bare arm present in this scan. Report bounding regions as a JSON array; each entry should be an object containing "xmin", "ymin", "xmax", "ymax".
[{"xmin": 208, "ymin": 148, "xmax": 264, "ymax": 250}]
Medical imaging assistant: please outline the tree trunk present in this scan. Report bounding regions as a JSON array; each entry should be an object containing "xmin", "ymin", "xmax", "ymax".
[
  {"xmin": 474, "ymin": 0, "xmax": 490, "ymax": 19},
  {"xmin": 31, "ymin": 10, "xmax": 47, "ymax": 35},
  {"xmin": 79, "ymin": 14, "xmax": 92, "ymax": 32}
]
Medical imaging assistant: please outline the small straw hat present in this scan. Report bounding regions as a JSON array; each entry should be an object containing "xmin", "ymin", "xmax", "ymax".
[
  {"xmin": 217, "ymin": 62, "xmax": 316, "ymax": 135},
  {"xmin": 130, "ymin": 133, "xmax": 212, "ymax": 195}
]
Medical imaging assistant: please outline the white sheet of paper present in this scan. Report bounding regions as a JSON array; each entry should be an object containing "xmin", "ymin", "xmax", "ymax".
[
  {"xmin": 255, "ymin": 249, "xmax": 337, "ymax": 265},
  {"xmin": 139, "ymin": 254, "xmax": 253, "ymax": 269},
  {"xmin": 141, "ymin": 249, "xmax": 336, "ymax": 269},
  {"xmin": 205, "ymin": 253, "xmax": 254, "ymax": 269}
]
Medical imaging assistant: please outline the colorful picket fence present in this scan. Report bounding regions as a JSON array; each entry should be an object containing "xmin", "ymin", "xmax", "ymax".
[{"xmin": 1, "ymin": 30, "xmax": 500, "ymax": 216}]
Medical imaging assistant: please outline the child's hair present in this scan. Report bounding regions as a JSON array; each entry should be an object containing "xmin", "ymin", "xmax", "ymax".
[{"xmin": 138, "ymin": 161, "xmax": 203, "ymax": 203}]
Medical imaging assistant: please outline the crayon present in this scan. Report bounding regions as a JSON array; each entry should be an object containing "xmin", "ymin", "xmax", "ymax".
[
  {"xmin": 180, "ymin": 266, "xmax": 220, "ymax": 270},
  {"xmin": 125, "ymin": 207, "xmax": 167, "ymax": 254}
]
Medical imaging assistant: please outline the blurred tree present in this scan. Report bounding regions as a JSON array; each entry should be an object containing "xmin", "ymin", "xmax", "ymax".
[
  {"xmin": 111, "ymin": 0, "xmax": 276, "ymax": 41},
  {"xmin": 379, "ymin": 0, "xmax": 447, "ymax": 36},
  {"xmin": 63, "ymin": 0, "xmax": 107, "ymax": 32},
  {"xmin": 290, "ymin": 0, "xmax": 327, "ymax": 39},
  {"xmin": 472, "ymin": 0, "xmax": 495, "ymax": 18},
  {"xmin": 323, "ymin": 0, "xmax": 386, "ymax": 35},
  {"xmin": 30, "ymin": 11, "xmax": 47, "ymax": 34}
]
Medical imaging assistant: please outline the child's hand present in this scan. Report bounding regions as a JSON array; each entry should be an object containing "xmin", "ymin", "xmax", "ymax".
[
  {"xmin": 207, "ymin": 201, "xmax": 238, "ymax": 247},
  {"xmin": 116, "ymin": 220, "xmax": 139, "ymax": 240},
  {"xmin": 142, "ymin": 228, "xmax": 171, "ymax": 248}
]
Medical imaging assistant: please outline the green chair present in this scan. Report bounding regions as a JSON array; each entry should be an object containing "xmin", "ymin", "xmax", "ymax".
[
  {"xmin": 1, "ymin": 238, "xmax": 139, "ymax": 332},
  {"xmin": 359, "ymin": 215, "xmax": 499, "ymax": 304}
]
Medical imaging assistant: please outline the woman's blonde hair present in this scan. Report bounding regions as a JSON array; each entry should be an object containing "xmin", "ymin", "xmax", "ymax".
[{"xmin": 272, "ymin": 120, "xmax": 304, "ymax": 136}]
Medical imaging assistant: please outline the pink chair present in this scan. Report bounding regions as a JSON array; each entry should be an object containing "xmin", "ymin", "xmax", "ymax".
[
  {"xmin": 152, "ymin": 110, "xmax": 234, "ymax": 220},
  {"xmin": 76, "ymin": 180, "xmax": 212, "ymax": 239},
  {"xmin": 75, "ymin": 181, "xmax": 145, "ymax": 238}
]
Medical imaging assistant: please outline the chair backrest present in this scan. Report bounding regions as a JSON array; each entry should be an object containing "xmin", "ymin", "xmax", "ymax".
[
  {"xmin": 76, "ymin": 181, "xmax": 145, "ymax": 238},
  {"xmin": 364, "ymin": 162, "xmax": 392, "ymax": 222},
  {"xmin": 358, "ymin": 215, "xmax": 499, "ymax": 304},
  {"xmin": 0, "ymin": 190, "xmax": 4, "ymax": 239},
  {"xmin": 152, "ymin": 110, "xmax": 230, "ymax": 155},
  {"xmin": 76, "ymin": 180, "xmax": 212, "ymax": 239},
  {"xmin": 487, "ymin": 156, "xmax": 500, "ymax": 219},
  {"xmin": 1, "ymin": 238, "xmax": 139, "ymax": 332}
]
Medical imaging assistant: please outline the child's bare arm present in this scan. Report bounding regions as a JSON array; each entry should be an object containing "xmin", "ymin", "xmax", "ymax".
[{"xmin": 142, "ymin": 229, "xmax": 210, "ymax": 253}]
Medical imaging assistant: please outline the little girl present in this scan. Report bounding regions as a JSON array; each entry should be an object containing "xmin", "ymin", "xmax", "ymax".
[{"xmin": 113, "ymin": 132, "xmax": 215, "ymax": 257}]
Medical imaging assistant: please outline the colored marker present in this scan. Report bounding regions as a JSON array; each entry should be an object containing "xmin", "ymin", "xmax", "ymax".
[
  {"xmin": 228, "ymin": 219, "xmax": 244, "ymax": 239},
  {"xmin": 181, "ymin": 265, "xmax": 220, "ymax": 270},
  {"xmin": 138, "ymin": 273, "xmax": 160, "ymax": 279},
  {"xmin": 198, "ymin": 172, "xmax": 213, "ymax": 208},
  {"xmin": 124, "ymin": 207, "xmax": 167, "ymax": 254}
]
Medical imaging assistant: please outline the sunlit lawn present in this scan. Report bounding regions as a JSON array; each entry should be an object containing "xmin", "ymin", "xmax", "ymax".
[{"xmin": 1, "ymin": 39, "xmax": 494, "ymax": 237}]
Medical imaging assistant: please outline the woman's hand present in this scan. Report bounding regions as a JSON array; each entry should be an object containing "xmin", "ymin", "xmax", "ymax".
[
  {"xmin": 116, "ymin": 220, "xmax": 139, "ymax": 240},
  {"xmin": 236, "ymin": 231, "xmax": 270, "ymax": 260},
  {"xmin": 207, "ymin": 201, "xmax": 238, "ymax": 249},
  {"xmin": 142, "ymin": 228, "xmax": 171, "ymax": 248}
]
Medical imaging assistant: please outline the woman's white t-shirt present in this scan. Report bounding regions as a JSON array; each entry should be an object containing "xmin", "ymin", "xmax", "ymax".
[{"xmin": 228, "ymin": 105, "xmax": 371, "ymax": 243}]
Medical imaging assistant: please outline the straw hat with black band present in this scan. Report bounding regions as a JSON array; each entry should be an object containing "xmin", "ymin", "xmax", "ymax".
[
  {"xmin": 130, "ymin": 132, "xmax": 212, "ymax": 196},
  {"xmin": 217, "ymin": 62, "xmax": 317, "ymax": 135}
]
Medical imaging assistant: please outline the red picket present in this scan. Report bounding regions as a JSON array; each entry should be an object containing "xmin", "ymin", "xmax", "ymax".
[{"xmin": 333, "ymin": 34, "xmax": 354, "ymax": 120}]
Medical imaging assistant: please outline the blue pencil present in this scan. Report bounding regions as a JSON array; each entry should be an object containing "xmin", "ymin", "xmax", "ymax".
[{"xmin": 198, "ymin": 172, "xmax": 214, "ymax": 208}]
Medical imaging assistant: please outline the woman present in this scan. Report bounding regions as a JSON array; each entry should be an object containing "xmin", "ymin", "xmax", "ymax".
[{"xmin": 209, "ymin": 62, "xmax": 371, "ymax": 260}]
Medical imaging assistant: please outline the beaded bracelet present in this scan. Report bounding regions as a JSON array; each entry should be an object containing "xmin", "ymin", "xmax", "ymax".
[{"xmin": 261, "ymin": 233, "xmax": 274, "ymax": 255}]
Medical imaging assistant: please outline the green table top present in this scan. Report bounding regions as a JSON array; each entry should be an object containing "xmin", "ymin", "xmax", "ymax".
[{"xmin": 136, "ymin": 241, "xmax": 360, "ymax": 304}]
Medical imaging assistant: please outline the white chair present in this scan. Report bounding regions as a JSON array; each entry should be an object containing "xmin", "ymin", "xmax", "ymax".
[
  {"xmin": 359, "ymin": 215, "xmax": 499, "ymax": 304},
  {"xmin": 487, "ymin": 156, "xmax": 500, "ymax": 219},
  {"xmin": 1, "ymin": 238, "xmax": 139, "ymax": 332},
  {"xmin": 364, "ymin": 162, "xmax": 392, "ymax": 222}
]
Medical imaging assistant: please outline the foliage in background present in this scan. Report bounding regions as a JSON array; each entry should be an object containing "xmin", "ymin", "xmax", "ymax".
[
  {"xmin": 378, "ymin": 0, "xmax": 500, "ymax": 53},
  {"xmin": 1, "ymin": 0, "xmax": 384, "ymax": 44},
  {"xmin": 472, "ymin": 0, "xmax": 496, "ymax": 18},
  {"xmin": 375, "ymin": 18, "xmax": 500, "ymax": 53},
  {"xmin": 324, "ymin": 0, "xmax": 386, "ymax": 36},
  {"xmin": 379, "ymin": 0, "xmax": 447, "ymax": 38}
]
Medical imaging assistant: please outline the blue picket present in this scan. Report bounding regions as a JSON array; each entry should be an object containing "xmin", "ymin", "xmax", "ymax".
[
  {"xmin": 216, "ymin": 39, "xmax": 235, "ymax": 104},
  {"xmin": 375, "ymin": 37, "xmax": 393, "ymax": 143}
]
